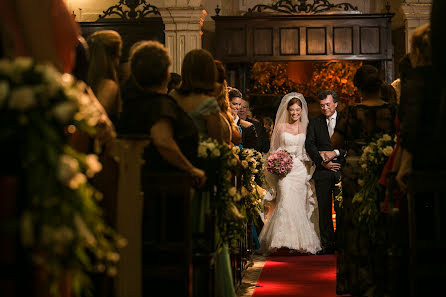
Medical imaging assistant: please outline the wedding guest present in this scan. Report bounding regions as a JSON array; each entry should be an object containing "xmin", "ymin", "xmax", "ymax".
[
  {"xmin": 239, "ymin": 99, "xmax": 270, "ymax": 153},
  {"xmin": 332, "ymin": 64, "xmax": 397, "ymax": 297},
  {"xmin": 87, "ymin": 30, "xmax": 122, "ymax": 125},
  {"xmin": 214, "ymin": 60, "xmax": 241, "ymax": 146},
  {"xmin": 117, "ymin": 41, "xmax": 205, "ymax": 185},
  {"xmin": 261, "ymin": 116, "xmax": 274, "ymax": 141},
  {"xmin": 0, "ymin": 0, "xmax": 79, "ymax": 72},
  {"xmin": 170, "ymin": 49, "xmax": 223, "ymax": 143},
  {"xmin": 228, "ymin": 87, "xmax": 258, "ymax": 150},
  {"xmin": 167, "ymin": 72, "xmax": 182, "ymax": 94}
]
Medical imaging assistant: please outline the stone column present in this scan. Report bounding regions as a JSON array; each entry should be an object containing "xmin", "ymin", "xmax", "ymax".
[
  {"xmin": 400, "ymin": 3, "xmax": 431, "ymax": 52},
  {"xmin": 159, "ymin": 7, "xmax": 208, "ymax": 74}
]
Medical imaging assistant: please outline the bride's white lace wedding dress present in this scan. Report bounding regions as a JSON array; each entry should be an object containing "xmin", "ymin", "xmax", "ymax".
[{"xmin": 258, "ymin": 132, "xmax": 322, "ymax": 255}]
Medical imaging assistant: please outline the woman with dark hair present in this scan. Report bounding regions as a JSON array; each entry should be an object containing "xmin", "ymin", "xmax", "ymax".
[
  {"xmin": 170, "ymin": 49, "xmax": 223, "ymax": 143},
  {"xmin": 332, "ymin": 64, "xmax": 397, "ymax": 297}
]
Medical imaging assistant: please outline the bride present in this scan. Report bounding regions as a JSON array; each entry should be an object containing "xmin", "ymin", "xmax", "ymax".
[{"xmin": 258, "ymin": 92, "xmax": 321, "ymax": 255}]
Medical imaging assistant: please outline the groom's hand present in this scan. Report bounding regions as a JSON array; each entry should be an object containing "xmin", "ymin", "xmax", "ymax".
[
  {"xmin": 322, "ymin": 161, "xmax": 341, "ymax": 172},
  {"xmin": 319, "ymin": 150, "xmax": 337, "ymax": 162}
]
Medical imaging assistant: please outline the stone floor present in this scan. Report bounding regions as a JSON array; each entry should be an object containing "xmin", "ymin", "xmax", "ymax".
[{"xmin": 236, "ymin": 254, "xmax": 267, "ymax": 297}]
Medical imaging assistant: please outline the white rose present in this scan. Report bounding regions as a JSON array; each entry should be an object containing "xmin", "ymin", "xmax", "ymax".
[
  {"xmin": 106, "ymin": 252, "xmax": 120, "ymax": 262},
  {"xmin": 58, "ymin": 154, "xmax": 80, "ymax": 184},
  {"xmin": 228, "ymin": 187, "xmax": 237, "ymax": 196},
  {"xmin": 381, "ymin": 134, "xmax": 392, "ymax": 141},
  {"xmin": 69, "ymin": 172, "xmax": 87, "ymax": 189},
  {"xmin": 241, "ymin": 160, "xmax": 249, "ymax": 168},
  {"xmin": 382, "ymin": 146, "xmax": 393, "ymax": 157},
  {"xmin": 9, "ymin": 87, "xmax": 36, "ymax": 110},
  {"xmin": 14, "ymin": 57, "xmax": 33, "ymax": 71},
  {"xmin": 206, "ymin": 142, "xmax": 216, "ymax": 150},
  {"xmin": 361, "ymin": 163, "xmax": 367, "ymax": 169},
  {"xmin": 52, "ymin": 101, "xmax": 78, "ymax": 123},
  {"xmin": 0, "ymin": 81, "xmax": 9, "ymax": 106},
  {"xmin": 198, "ymin": 146, "xmax": 208, "ymax": 158},
  {"xmin": 211, "ymin": 148, "xmax": 221, "ymax": 157},
  {"xmin": 85, "ymin": 154, "xmax": 103, "ymax": 177}
]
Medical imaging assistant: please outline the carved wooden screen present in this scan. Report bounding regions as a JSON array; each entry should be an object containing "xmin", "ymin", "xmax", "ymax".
[{"xmin": 212, "ymin": 13, "xmax": 393, "ymax": 63}]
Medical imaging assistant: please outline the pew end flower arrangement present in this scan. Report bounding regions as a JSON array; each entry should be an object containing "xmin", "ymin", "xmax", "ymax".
[
  {"xmin": 352, "ymin": 133, "xmax": 395, "ymax": 238},
  {"xmin": 0, "ymin": 58, "xmax": 125, "ymax": 296},
  {"xmin": 197, "ymin": 139, "xmax": 264, "ymax": 250}
]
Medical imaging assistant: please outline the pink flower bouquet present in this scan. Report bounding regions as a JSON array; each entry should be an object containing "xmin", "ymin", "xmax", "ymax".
[{"xmin": 266, "ymin": 150, "xmax": 293, "ymax": 178}]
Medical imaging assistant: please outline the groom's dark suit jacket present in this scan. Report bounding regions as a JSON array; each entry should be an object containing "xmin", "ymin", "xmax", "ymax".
[{"xmin": 305, "ymin": 114, "xmax": 347, "ymax": 180}]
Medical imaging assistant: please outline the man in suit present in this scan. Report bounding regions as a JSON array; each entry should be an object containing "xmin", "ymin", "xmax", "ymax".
[
  {"xmin": 305, "ymin": 90, "xmax": 346, "ymax": 254},
  {"xmin": 239, "ymin": 98, "xmax": 270, "ymax": 153}
]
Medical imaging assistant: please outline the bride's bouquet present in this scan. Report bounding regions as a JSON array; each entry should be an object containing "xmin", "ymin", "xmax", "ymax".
[{"xmin": 266, "ymin": 149, "xmax": 293, "ymax": 178}]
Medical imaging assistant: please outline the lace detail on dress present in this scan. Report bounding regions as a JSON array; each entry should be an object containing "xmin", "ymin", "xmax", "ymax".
[{"xmin": 259, "ymin": 133, "xmax": 321, "ymax": 255}]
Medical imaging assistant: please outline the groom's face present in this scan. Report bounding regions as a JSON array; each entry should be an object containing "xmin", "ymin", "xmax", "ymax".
[{"xmin": 320, "ymin": 95, "xmax": 337, "ymax": 118}]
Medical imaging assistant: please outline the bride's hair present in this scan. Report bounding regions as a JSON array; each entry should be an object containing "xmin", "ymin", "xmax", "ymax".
[{"xmin": 287, "ymin": 97, "xmax": 303, "ymax": 109}]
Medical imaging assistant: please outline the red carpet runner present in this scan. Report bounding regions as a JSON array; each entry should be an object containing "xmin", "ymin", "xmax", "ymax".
[{"xmin": 252, "ymin": 252, "xmax": 338, "ymax": 297}]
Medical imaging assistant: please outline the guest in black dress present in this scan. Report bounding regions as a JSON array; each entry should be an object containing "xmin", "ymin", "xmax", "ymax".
[
  {"xmin": 118, "ymin": 41, "xmax": 205, "ymax": 184},
  {"xmin": 332, "ymin": 65, "xmax": 397, "ymax": 297}
]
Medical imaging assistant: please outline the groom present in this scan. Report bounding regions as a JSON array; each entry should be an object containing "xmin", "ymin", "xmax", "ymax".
[{"xmin": 305, "ymin": 90, "xmax": 346, "ymax": 255}]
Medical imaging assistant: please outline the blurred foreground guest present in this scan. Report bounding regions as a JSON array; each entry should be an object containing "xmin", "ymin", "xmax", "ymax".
[
  {"xmin": 0, "ymin": 0, "xmax": 79, "ymax": 72},
  {"xmin": 332, "ymin": 64, "xmax": 397, "ymax": 297}
]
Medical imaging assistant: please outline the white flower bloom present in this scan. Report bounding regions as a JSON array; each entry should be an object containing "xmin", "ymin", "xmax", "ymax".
[
  {"xmin": 361, "ymin": 163, "xmax": 367, "ymax": 169},
  {"xmin": 14, "ymin": 57, "xmax": 33, "ymax": 71},
  {"xmin": 0, "ymin": 81, "xmax": 9, "ymax": 105},
  {"xmin": 230, "ymin": 158, "xmax": 238, "ymax": 167},
  {"xmin": 228, "ymin": 187, "xmax": 237, "ymax": 196},
  {"xmin": 85, "ymin": 154, "xmax": 103, "ymax": 178},
  {"xmin": 211, "ymin": 148, "xmax": 221, "ymax": 157},
  {"xmin": 58, "ymin": 154, "xmax": 80, "ymax": 185},
  {"xmin": 206, "ymin": 142, "xmax": 216, "ymax": 150},
  {"xmin": 60, "ymin": 73, "xmax": 75, "ymax": 87},
  {"xmin": 69, "ymin": 172, "xmax": 87, "ymax": 189},
  {"xmin": 382, "ymin": 146, "xmax": 394, "ymax": 157},
  {"xmin": 106, "ymin": 252, "xmax": 120, "ymax": 262},
  {"xmin": 241, "ymin": 160, "xmax": 249, "ymax": 168},
  {"xmin": 232, "ymin": 146, "xmax": 240, "ymax": 155},
  {"xmin": 358, "ymin": 179, "xmax": 364, "ymax": 186},
  {"xmin": 381, "ymin": 134, "xmax": 391, "ymax": 141},
  {"xmin": 9, "ymin": 87, "xmax": 36, "ymax": 110},
  {"xmin": 198, "ymin": 146, "xmax": 208, "ymax": 158},
  {"xmin": 52, "ymin": 101, "xmax": 78, "ymax": 123}
]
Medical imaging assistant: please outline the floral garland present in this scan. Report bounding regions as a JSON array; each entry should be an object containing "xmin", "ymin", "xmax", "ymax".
[
  {"xmin": 0, "ymin": 58, "xmax": 124, "ymax": 296},
  {"xmin": 352, "ymin": 133, "xmax": 395, "ymax": 237},
  {"xmin": 197, "ymin": 139, "xmax": 264, "ymax": 249}
]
